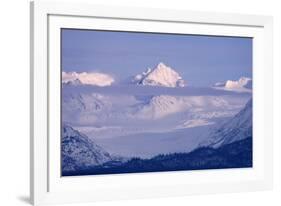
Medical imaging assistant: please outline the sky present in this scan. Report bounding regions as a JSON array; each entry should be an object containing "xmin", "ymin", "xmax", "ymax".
[{"xmin": 61, "ymin": 29, "xmax": 252, "ymax": 87}]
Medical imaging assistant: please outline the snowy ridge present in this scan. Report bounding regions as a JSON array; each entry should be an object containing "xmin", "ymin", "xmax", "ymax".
[
  {"xmin": 136, "ymin": 95, "xmax": 186, "ymax": 119},
  {"xmin": 136, "ymin": 95, "xmax": 234, "ymax": 120},
  {"xmin": 63, "ymin": 89, "xmax": 249, "ymax": 125},
  {"xmin": 62, "ymin": 92, "xmax": 113, "ymax": 124},
  {"xmin": 214, "ymin": 77, "xmax": 252, "ymax": 92},
  {"xmin": 62, "ymin": 124, "xmax": 112, "ymax": 171},
  {"xmin": 62, "ymin": 71, "xmax": 114, "ymax": 86},
  {"xmin": 132, "ymin": 62, "xmax": 186, "ymax": 87},
  {"xmin": 201, "ymin": 99, "xmax": 252, "ymax": 148}
]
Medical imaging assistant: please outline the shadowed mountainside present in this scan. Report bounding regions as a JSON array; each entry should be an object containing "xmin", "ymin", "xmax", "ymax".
[{"xmin": 62, "ymin": 137, "xmax": 252, "ymax": 176}]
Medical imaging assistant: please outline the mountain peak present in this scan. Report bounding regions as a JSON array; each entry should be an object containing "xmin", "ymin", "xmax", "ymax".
[
  {"xmin": 156, "ymin": 62, "xmax": 168, "ymax": 69},
  {"xmin": 62, "ymin": 71, "xmax": 115, "ymax": 87},
  {"xmin": 153, "ymin": 62, "xmax": 176, "ymax": 74},
  {"xmin": 214, "ymin": 76, "xmax": 252, "ymax": 91},
  {"xmin": 132, "ymin": 62, "xmax": 186, "ymax": 88}
]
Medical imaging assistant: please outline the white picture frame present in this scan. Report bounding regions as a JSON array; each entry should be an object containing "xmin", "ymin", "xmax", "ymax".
[{"xmin": 30, "ymin": 0, "xmax": 273, "ymax": 205}]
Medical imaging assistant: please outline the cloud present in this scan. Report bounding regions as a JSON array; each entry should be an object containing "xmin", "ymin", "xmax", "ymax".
[{"xmin": 62, "ymin": 71, "xmax": 115, "ymax": 87}]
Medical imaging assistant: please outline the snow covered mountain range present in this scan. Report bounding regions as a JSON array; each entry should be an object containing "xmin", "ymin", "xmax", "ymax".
[
  {"xmin": 62, "ymin": 63, "xmax": 251, "ymax": 91},
  {"xmin": 62, "ymin": 88, "xmax": 250, "ymax": 127},
  {"xmin": 61, "ymin": 62, "xmax": 252, "ymax": 174},
  {"xmin": 62, "ymin": 83, "xmax": 251, "ymax": 158}
]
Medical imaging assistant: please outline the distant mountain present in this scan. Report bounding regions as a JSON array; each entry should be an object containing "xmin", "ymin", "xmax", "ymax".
[
  {"xmin": 132, "ymin": 62, "xmax": 186, "ymax": 87},
  {"xmin": 62, "ymin": 124, "xmax": 112, "ymax": 172},
  {"xmin": 62, "ymin": 71, "xmax": 114, "ymax": 87},
  {"xmin": 214, "ymin": 77, "xmax": 252, "ymax": 91},
  {"xmin": 201, "ymin": 99, "xmax": 252, "ymax": 148}
]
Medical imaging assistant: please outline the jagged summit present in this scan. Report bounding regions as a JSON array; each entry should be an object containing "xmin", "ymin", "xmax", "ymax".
[{"xmin": 132, "ymin": 62, "xmax": 186, "ymax": 88}]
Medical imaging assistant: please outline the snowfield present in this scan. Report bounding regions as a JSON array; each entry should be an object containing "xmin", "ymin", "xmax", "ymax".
[{"xmin": 92, "ymin": 125, "xmax": 213, "ymax": 158}]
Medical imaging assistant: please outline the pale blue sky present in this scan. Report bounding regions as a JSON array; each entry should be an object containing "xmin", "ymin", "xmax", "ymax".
[{"xmin": 62, "ymin": 29, "xmax": 252, "ymax": 86}]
